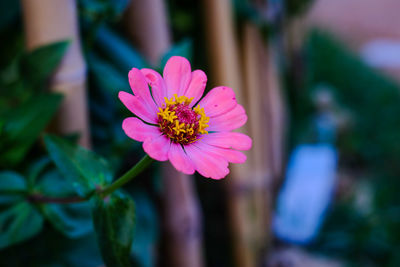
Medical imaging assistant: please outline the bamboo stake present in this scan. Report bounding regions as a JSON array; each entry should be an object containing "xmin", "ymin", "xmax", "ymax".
[
  {"xmin": 123, "ymin": 0, "xmax": 171, "ymax": 66},
  {"xmin": 161, "ymin": 165, "xmax": 204, "ymax": 267},
  {"xmin": 242, "ymin": 22, "xmax": 272, "ymax": 260},
  {"xmin": 203, "ymin": 0, "xmax": 286, "ymax": 265},
  {"xmin": 243, "ymin": 1, "xmax": 287, "ymax": 257},
  {"xmin": 21, "ymin": 0, "xmax": 90, "ymax": 147},
  {"xmin": 202, "ymin": 0, "xmax": 254, "ymax": 266},
  {"xmin": 123, "ymin": 1, "xmax": 204, "ymax": 267}
]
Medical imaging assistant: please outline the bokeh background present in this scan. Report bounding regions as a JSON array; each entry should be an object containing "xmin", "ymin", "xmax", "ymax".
[{"xmin": 1, "ymin": 0, "xmax": 400, "ymax": 266}]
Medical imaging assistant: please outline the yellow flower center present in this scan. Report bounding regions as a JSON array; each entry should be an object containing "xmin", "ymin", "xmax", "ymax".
[{"xmin": 157, "ymin": 94, "xmax": 209, "ymax": 145}]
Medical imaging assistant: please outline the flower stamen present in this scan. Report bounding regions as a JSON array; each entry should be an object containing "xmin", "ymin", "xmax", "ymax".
[{"xmin": 157, "ymin": 94, "xmax": 209, "ymax": 144}]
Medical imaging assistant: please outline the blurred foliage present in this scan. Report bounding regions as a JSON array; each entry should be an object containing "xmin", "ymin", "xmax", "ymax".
[
  {"xmin": 0, "ymin": 39, "xmax": 67, "ymax": 169},
  {"xmin": 160, "ymin": 38, "xmax": 193, "ymax": 69},
  {"xmin": 285, "ymin": 0, "xmax": 314, "ymax": 17},
  {"xmin": 290, "ymin": 31, "xmax": 400, "ymax": 266},
  {"xmin": 0, "ymin": 1, "xmax": 20, "ymax": 31},
  {"xmin": 78, "ymin": 0, "xmax": 130, "ymax": 25},
  {"xmin": 0, "ymin": 201, "xmax": 43, "ymax": 249},
  {"xmin": 0, "ymin": 94, "xmax": 62, "ymax": 168},
  {"xmin": 95, "ymin": 26, "xmax": 149, "ymax": 71}
]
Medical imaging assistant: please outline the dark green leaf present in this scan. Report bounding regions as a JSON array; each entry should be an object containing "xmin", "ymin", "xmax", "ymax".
[
  {"xmin": 0, "ymin": 171, "xmax": 26, "ymax": 193},
  {"xmin": 0, "ymin": 171, "xmax": 26, "ymax": 204},
  {"xmin": 27, "ymin": 157, "xmax": 52, "ymax": 186},
  {"xmin": 130, "ymin": 190, "xmax": 159, "ymax": 267},
  {"xmin": 0, "ymin": 94, "xmax": 63, "ymax": 167},
  {"xmin": 160, "ymin": 38, "xmax": 193, "ymax": 69},
  {"xmin": 36, "ymin": 168, "xmax": 74, "ymax": 197},
  {"xmin": 44, "ymin": 135, "xmax": 113, "ymax": 196},
  {"xmin": 0, "ymin": 202, "xmax": 43, "ymax": 249},
  {"xmin": 20, "ymin": 41, "xmax": 70, "ymax": 89},
  {"xmin": 40, "ymin": 203, "xmax": 93, "ymax": 239},
  {"xmin": 35, "ymin": 169, "xmax": 93, "ymax": 238},
  {"xmin": 0, "ymin": 225, "xmax": 102, "ymax": 266},
  {"xmin": 58, "ymin": 233, "xmax": 104, "ymax": 267},
  {"xmin": 92, "ymin": 192, "xmax": 135, "ymax": 267}
]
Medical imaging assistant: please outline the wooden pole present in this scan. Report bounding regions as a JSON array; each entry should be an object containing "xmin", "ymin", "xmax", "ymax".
[
  {"xmin": 123, "ymin": 1, "xmax": 204, "ymax": 267},
  {"xmin": 123, "ymin": 0, "xmax": 171, "ymax": 66},
  {"xmin": 203, "ymin": 0, "xmax": 287, "ymax": 265},
  {"xmin": 21, "ymin": 0, "xmax": 90, "ymax": 147},
  {"xmin": 161, "ymin": 165, "xmax": 204, "ymax": 267},
  {"xmin": 202, "ymin": 0, "xmax": 255, "ymax": 266},
  {"xmin": 242, "ymin": 20, "xmax": 287, "ymax": 262},
  {"xmin": 242, "ymin": 22, "xmax": 272, "ymax": 260}
]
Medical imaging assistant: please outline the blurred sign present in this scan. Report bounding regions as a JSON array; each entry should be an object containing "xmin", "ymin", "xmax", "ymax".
[
  {"xmin": 273, "ymin": 144, "xmax": 337, "ymax": 244},
  {"xmin": 361, "ymin": 39, "xmax": 400, "ymax": 68}
]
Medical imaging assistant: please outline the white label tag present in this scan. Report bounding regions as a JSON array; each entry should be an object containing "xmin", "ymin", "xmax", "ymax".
[{"xmin": 273, "ymin": 144, "xmax": 338, "ymax": 244}]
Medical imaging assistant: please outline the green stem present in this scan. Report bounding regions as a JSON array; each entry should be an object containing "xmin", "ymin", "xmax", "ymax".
[
  {"xmin": 27, "ymin": 154, "xmax": 153, "ymax": 204},
  {"xmin": 100, "ymin": 154, "xmax": 153, "ymax": 197}
]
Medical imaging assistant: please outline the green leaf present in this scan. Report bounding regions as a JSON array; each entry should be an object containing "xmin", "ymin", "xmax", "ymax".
[
  {"xmin": 57, "ymin": 233, "xmax": 104, "ymax": 267},
  {"xmin": 130, "ymin": 190, "xmax": 159, "ymax": 267},
  {"xmin": 92, "ymin": 192, "xmax": 135, "ymax": 267},
  {"xmin": 36, "ymin": 168, "xmax": 75, "ymax": 197},
  {"xmin": 40, "ymin": 202, "xmax": 93, "ymax": 239},
  {"xmin": 0, "ymin": 93, "xmax": 63, "ymax": 167},
  {"xmin": 0, "ymin": 171, "xmax": 27, "ymax": 204},
  {"xmin": 0, "ymin": 201, "xmax": 43, "ymax": 249},
  {"xmin": 20, "ymin": 41, "xmax": 70, "ymax": 89},
  {"xmin": 27, "ymin": 157, "xmax": 52, "ymax": 186},
  {"xmin": 44, "ymin": 135, "xmax": 113, "ymax": 196},
  {"xmin": 35, "ymin": 169, "xmax": 93, "ymax": 238},
  {"xmin": 160, "ymin": 38, "xmax": 193, "ymax": 69},
  {"xmin": 0, "ymin": 171, "xmax": 26, "ymax": 193}
]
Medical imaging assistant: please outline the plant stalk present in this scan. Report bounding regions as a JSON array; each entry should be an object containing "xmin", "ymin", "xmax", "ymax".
[
  {"xmin": 99, "ymin": 154, "xmax": 153, "ymax": 197},
  {"xmin": 28, "ymin": 154, "xmax": 153, "ymax": 204}
]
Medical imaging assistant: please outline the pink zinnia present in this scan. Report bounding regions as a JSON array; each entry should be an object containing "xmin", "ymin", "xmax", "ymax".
[{"xmin": 119, "ymin": 56, "xmax": 252, "ymax": 179}]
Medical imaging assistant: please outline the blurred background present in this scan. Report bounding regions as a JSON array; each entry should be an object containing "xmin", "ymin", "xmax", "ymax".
[{"xmin": 1, "ymin": 0, "xmax": 400, "ymax": 266}]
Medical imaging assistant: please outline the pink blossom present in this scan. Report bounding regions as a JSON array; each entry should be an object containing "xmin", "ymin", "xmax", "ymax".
[{"xmin": 119, "ymin": 56, "xmax": 252, "ymax": 179}]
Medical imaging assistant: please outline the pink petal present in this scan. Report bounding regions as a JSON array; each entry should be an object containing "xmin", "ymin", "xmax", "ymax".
[
  {"xmin": 141, "ymin": 68, "xmax": 167, "ymax": 107},
  {"xmin": 201, "ymin": 132, "xmax": 252, "ymax": 151},
  {"xmin": 163, "ymin": 56, "xmax": 192, "ymax": 98},
  {"xmin": 185, "ymin": 70, "xmax": 207, "ymax": 107},
  {"xmin": 185, "ymin": 144, "xmax": 229, "ymax": 179},
  {"xmin": 196, "ymin": 141, "xmax": 247, "ymax": 163},
  {"xmin": 122, "ymin": 117, "xmax": 161, "ymax": 142},
  {"xmin": 118, "ymin": 91, "xmax": 157, "ymax": 123},
  {"xmin": 143, "ymin": 135, "xmax": 171, "ymax": 161},
  {"xmin": 208, "ymin": 104, "xmax": 247, "ymax": 132},
  {"xmin": 128, "ymin": 68, "xmax": 158, "ymax": 111},
  {"xmin": 168, "ymin": 143, "xmax": 195, "ymax": 175},
  {"xmin": 197, "ymin": 86, "xmax": 237, "ymax": 117}
]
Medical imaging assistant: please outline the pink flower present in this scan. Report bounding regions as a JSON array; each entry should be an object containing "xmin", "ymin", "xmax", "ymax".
[{"xmin": 119, "ymin": 56, "xmax": 252, "ymax": 179}]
